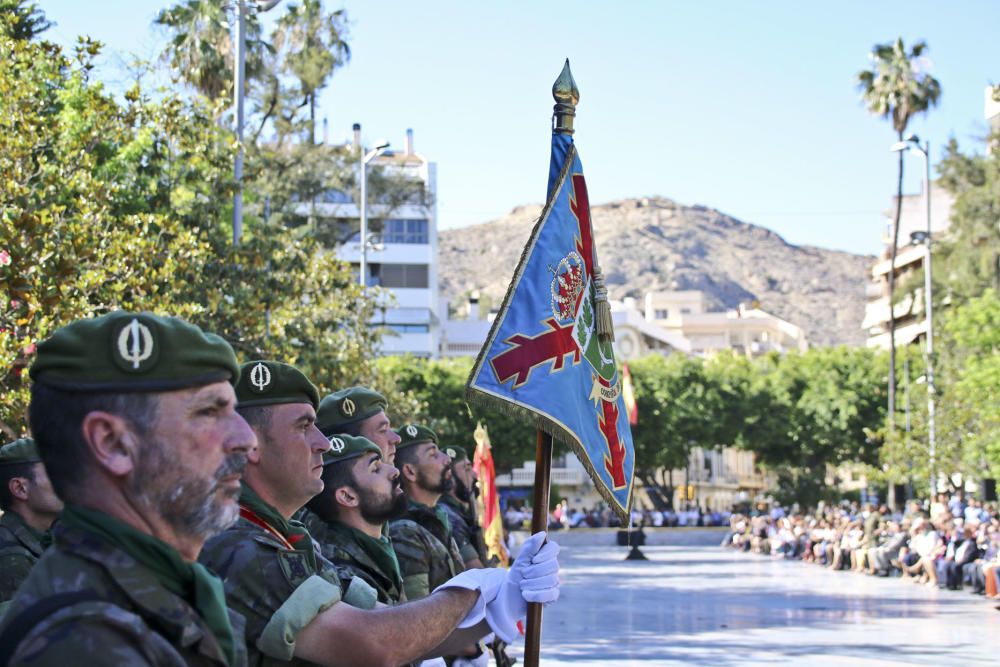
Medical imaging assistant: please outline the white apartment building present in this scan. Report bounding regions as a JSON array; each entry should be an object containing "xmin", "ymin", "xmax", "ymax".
[
  {"xmin": 642, "ymin": 290, "xmax": 808, "ymax": 356},
  {"xmin": 302, "ymin": 126, "xmax": 440, "ymax": 357},
  {"xmin": 861, "ymin": 182, "xmax": 953, "ymax": 350}
]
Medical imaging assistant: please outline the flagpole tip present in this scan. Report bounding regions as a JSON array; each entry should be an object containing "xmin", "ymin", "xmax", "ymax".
[{"xmin": 552, "ymin": 59, "xmax": 579, "ymax": 134}]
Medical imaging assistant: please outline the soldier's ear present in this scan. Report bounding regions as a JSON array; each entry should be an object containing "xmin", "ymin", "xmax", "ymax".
[
  {"xmin": 335, "ymin": 486, "xmax": 358, "ymax": 508},
  {"xmin": 81, "ymin": 411, "xmax": 138, "ymax": 478},
  {"xmin": 400, "ymin": 462, "xmax": 419, "ymax": 483},
  {"xmin": 8, "ymin": 476, "xmax": 29, "ymax": 502}
]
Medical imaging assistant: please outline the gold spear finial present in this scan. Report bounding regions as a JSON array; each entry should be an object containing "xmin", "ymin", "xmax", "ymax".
[{"xmin": 552, "ymin": 59, "xmax": 579, "ymax": 134}]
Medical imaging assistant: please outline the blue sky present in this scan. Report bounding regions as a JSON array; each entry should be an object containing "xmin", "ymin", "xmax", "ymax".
[{"xmin": 40, "ymin": 1, "xmax": 1000, "ymax": 256}]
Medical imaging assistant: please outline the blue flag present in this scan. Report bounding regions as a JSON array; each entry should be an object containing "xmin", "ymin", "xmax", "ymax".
[{"xmin": 467, "ymin": 131, "xmax": 635, "ymax": 519}]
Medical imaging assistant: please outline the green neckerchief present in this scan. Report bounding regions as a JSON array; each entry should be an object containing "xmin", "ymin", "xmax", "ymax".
[
  {"xmin": 60, "ymin": 505, "xmax": 237, "ymax": 667},
  {"xmin": 238, "ymin": 484, "xmax": 316, "ymax": 563},
  {"xmin": 329, "ymin": 521, "xmax": 403, "ymax": 593},
  {"xmin": 407, "ymin": 499, "xmax": 451, "ymax": 541}
]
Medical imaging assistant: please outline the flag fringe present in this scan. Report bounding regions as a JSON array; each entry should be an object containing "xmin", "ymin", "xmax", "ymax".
[{"xmin": 465, "ymin": 388, "xmax": 633, "ymax": 523}]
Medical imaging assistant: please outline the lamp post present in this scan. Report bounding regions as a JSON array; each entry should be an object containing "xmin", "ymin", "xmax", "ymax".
[
  {"xmin": 232, "ymin": 0, "xmax": 282, "ymax": 246},
  {"xmin": 890, "ymin": 135, "xmax": 936, "ymax": 500},
  {"xmin": 359, "ymin": 141, "xmax": 390, "ymax": 287}
]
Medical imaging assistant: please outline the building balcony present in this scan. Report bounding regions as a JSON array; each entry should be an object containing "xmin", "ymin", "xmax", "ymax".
[{"xmin": 496, "ymin": 466, "xmax": 585, "ymax": 487}]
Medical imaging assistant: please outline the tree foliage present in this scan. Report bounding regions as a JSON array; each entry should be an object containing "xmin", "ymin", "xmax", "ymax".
[{"xmin": 0, "ymin": 9, "xmax": 378, "ymax": 437}]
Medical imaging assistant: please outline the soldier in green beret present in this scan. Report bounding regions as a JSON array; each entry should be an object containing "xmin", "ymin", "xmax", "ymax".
[
  {"xmin": 0, "ymin": 312, "xmax": 255, "ymax": 666},
  {"xmin": 0, "ymin": 438, "xmax": 63, "ymax": 607},
  {"xmin": 316, "ymin": 387, "xmax": 401, "ymax": 464},
  {"xmin": 201, "ymin": 362, "xmax": 544, "ymax": 667},
  {"xmin": 300, "ymin": 434, "xmax": 408, "ymax": 605},
  {"xmin": 439, "ymin": 446, "xmax": 488, "ymax": 570},
  {"xmin": 390, "ymin": 425, "xmax": 467, "ymax": 600}
]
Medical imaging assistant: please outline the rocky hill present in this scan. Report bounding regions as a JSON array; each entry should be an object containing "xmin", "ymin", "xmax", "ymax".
[{"xmin": 438, "ymin": 197, "xmax": 873, "ymax": 347}]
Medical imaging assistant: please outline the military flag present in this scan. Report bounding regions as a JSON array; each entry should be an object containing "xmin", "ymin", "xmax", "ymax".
[
  {"xmin": 466, "ymin": 61, "xmax": 635, "ymax": 522},
  {"xmin": 622, "ymin": 362, "xmax": 638, "ymax": 425},
  {"xmin": 472, "ymin": 422, "xmax": 509, "ymax": 567}
]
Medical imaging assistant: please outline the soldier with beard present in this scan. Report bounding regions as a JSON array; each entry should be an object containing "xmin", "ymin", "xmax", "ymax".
[
  {"xmin": 390, "ymin": 425, "xmax": 465, "ymax": 600},
  {"xmin": 0, "ymin": 312, "xmax": 255, "ymax": 666},
  {"xmin": 300, "ymin": 434, "xmax": 408, "ymax": 605},
  {"xmin": 439, "ymin": 446, "xmax": 488, "ymax": 570},
  {"xmin": 202, "ymin": 362, "xmax": 563, "ymax": 667}
]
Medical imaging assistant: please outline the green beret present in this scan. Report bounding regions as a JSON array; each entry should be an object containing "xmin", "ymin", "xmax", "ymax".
[
  {"xmin": 0, "ymin": 438, "xmax": 40, "ymax": 466},
  {"xmin": 322, "ymin": 434, "xmax": 382, "ymax": 466},
  {"xmin": 235, "ymin": 361, "xmax": 319, "ymax": 410},
  {"xmin": 396, "ymin": 423, "xmax": 438, "ymax": 450},
  {"xmin": 444, "ymin": 445, "xmax": 468, "ymax": 462},
  {"xmin": 316, "ymin": 386, "xmax": 387, "ymax": 436},
  {"xmin": 30, "ymin": 311, "xmax": 238, "ymax": 392}
]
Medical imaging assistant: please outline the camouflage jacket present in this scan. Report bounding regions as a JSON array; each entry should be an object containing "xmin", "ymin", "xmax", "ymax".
[
  {"xmin": 438, "ymin": 495, "xmax": 488, "ymax": 566},
  {"xmin": 0, "ymin": 510, "xmax": 46, "ymax": 604},
  {"xmin": 0, "ymin": 519, "xmax": 246, "ymax": 666},
  {"xmin": 199, "ymin": 500, "xmax": 378, "ymax": 667},
  {"xmin": 388, "ymin": 501, "xmax": 464, "ymax": 600},
  {"xmin": 300, "ymin": 510, "xmax": 405, "ymax": 605}
]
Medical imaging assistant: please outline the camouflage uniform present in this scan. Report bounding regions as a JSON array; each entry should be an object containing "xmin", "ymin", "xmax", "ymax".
[
  {"xmin": 389, "ymin": 500, "xmax": 465, "ymax": 601},
  {"xmin": 199, "ymin": 487, "xmax": 377, "ymax": 667},
  {"xmin": 438, "ymin": 495, "xmax": 488, "ymax": 566},
  {"xmin": 0, "ymin": 519, "xmax": 246, "ymax": 666},
  {"xmin": 301, "ymin": 510, "xmax": 405, "ymax": 605},
  {"xmin": 0, "ymin": 510, "xmax": 46, "ymax": 604}
]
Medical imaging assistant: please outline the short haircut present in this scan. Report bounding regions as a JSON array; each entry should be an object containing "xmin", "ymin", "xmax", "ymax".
[
  {"xmin": 306, "ymin": 458, "xmax": 358, "ymax": 520},
  {"xmin": 394, "ymin": 442, "xmax": 424, "ymax": 469},
  {"xmin": 0, "ymin": 462, "xmax": 36, "ymax": 511},
  {"xmin": 29, "ymin": 382, "xmax": 157, "ymax": 503},
  {"xmin": 237, "ymin": 405, "xmax": 273, "ymax": 434}
]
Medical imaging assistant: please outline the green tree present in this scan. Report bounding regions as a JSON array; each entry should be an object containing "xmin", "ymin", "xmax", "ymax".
[
  {"xmin": 857, "ymin": 38, "xmax": 941, "ymax": 429},
  {"xmin": 0, "ymin": 13, "xmax": 378, "ymax": 437},
  {"xmin": 273, "ymin": 0, "xmax": 350, "ymax": 144},
  {"xmin": 0, "ymin": 0, "xmax": 51, "ymax": 40}
]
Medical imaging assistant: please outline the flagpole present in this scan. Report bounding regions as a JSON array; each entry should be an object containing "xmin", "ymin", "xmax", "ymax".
[{"xmin": 524, "ymin": 429, "xmax": 553, "ymax": 667}]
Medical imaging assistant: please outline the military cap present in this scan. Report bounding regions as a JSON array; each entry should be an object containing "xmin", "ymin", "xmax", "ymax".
[
  {"xmin": 322, "ymin": 434, "xmax": 382, "ymax": 466},
  {"xmin": 29, "ymin": 311, "xmax": 239, "ymax": 392},
  {"xmin": 0, "ymin": 438, "xmax": 40, "ymax": 466},
  {"xmin": 235, "ymin": 361, "xmax": 319, "ymax": 410},
  {"xmin": 316, "ymin": 386, "xmax": 387, "ymax": 435},
  {"xmin": 395, "ymin": 423, "xmax": 438, "ymax": 450},
  {"xmin": 444, "ymin": 445, "xmax": 468, "ymax": 462}
]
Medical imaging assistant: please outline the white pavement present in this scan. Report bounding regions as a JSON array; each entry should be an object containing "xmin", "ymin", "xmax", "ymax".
[{"xmin": 509, "ymin": 542, "xmax": 1000, "ymax": 666}]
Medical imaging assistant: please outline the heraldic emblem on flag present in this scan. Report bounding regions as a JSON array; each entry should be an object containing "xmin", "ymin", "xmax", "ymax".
[{"xmin": 467, "ymin": 65, "xmax": 635, "ymax": 519}]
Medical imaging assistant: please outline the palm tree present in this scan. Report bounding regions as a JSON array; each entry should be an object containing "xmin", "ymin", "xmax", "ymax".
[
  {"xmin": 155, "ymin": 0, "xmax": 269, "ymax": 103},
  {"xmin": 274, "ymin": 0, "xmax": 350, "ymax": 144},
  {"xmin": 857, "ymin": 38, "xmax": 941, "ymax": 430}
]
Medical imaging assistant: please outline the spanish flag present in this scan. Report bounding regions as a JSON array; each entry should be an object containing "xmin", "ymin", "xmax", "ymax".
[
  {"xmin": 622, "ymin": 362, "xmax": 638, "ymax": 425},
  {"xmin": 473, "ymin": 422, "xmax": 509, "ymax": 567}
]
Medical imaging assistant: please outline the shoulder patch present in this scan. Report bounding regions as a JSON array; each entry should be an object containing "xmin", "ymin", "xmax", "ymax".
[{"xmin": 277, "ymin": 550, "xmax": 312, "ymax": 586}]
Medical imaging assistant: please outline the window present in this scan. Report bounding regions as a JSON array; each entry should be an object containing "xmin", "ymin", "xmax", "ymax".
[
  {"xmin": 383, "ymin": 219, "xmax": 429, "ymax": 244},
  {"xmin": 654, "ymin": 309, "xmax": 668, "ymax": 319},
  {"xmin": 379, "ymin": 264, "xmax": 429, "ymax": 288},
  {"xmin": 680, "ymin": 307, "xmax": 691, "ymax": 315}
]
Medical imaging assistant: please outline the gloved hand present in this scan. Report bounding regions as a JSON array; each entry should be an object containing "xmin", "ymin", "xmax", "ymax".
[
  {"xmin": 434, "ymin": 532, "xmax": 561, "ymax": 643},
  {"xmin": 485, "ymin": 531, "xmax": 560, "ymax": 642}
]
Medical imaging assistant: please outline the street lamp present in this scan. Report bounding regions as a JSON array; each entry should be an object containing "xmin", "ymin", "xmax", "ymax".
[
  {"xmin": 233, "ymin": 0, "xmax": 283, "ymax": 246},
  {"xmin": 359, "ymin": 140, "xmax": 390, "ymax": 287},
  {"xmin": 890, "ymin": 134, "xmax": 936, "ymax": 500}
]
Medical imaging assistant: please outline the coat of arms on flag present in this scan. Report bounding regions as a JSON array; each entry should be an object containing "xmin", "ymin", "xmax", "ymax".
[{"xmin": 466, "ymin": 61, "xmax": 635, "ymax": 521}]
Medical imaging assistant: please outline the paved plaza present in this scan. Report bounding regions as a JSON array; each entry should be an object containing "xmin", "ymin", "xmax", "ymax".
[{"xmin": 509, "ymin": 536, "xmax": 1000, "ymax": 666}]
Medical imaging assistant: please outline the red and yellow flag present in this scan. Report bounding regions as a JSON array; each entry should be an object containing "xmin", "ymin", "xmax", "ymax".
[
  {"xmin": 473, "ymin": 422, "xmax": 509, "ymax": 567},
  {"xmin": 622, "ymin": 362, "xmax": 638, "ymax": 426}
]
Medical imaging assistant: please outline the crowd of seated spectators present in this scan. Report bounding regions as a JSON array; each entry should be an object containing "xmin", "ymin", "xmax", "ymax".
[
  {"xmin": 503, "ymin": 501, "xmax": 731, "ymax": 531},
  {"xmin": 722, "ymin": 491, "xmax": 1000, "ymax": 605}
]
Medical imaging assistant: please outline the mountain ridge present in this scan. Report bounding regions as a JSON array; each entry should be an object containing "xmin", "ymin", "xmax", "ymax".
[{"xmin": 437, "ymin": 196, "xmax": 873, "ymax": 347}]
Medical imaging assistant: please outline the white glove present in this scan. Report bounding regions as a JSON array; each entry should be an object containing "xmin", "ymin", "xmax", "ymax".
[
  {"xmin": 482, "ymin": 532, "xmax": 555, "ymax": 641},
  {"xmin": 450, "ymin": 650, "xmax": 490, "ymax": 667},
  {"xmin": 434, "ymin": 532, "xmax": 561, "ymax": 643}
]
